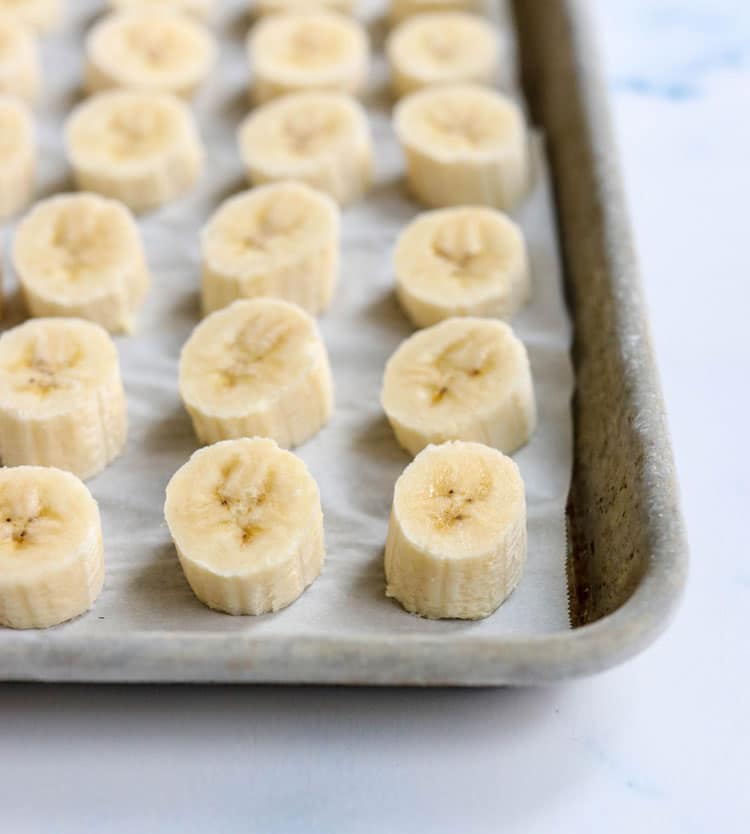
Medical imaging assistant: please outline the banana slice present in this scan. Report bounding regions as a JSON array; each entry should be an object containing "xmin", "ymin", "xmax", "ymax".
[
  {"xmin": 0, "ymin": 13, "xmax": 40, "ymax": 102},
  {"xmin": 164, "ymin": 437, "xmax": 324, "ymax": 616},
  {"xmin": 0, "ymin": 317, "xmax": 127, "ymax": 479},
  {"xmin": 238, "ymin": 91, "xmax": 372, "ymax": 205},
  {"xmin": 381, "ymin": 317, "xmax": 536, "ymax": 456},
  {"xmin": 86, "ymin": 10, "xmax": 216, "ymax": 99},
  {"xmin": 386, "ymin": 12, "xmax": 498, "ymax": 98},
  {"xmin": 384, "ymin": 440, "xmax": 526, "ymax": 619},
  {"xmin": 0, "ymin": 95, "xmax": 34, "ymax": 220},
  {"xmin": 65, "ymin": 89, "xmax": 204, "ymax": 213},
  {"xmin": 179, "ymin": 298, "xmax": 333, "ymax": 448},
  {"xmin": 389, "ymin": 0, "xmax": 482, "ymax": 25},
  {"xmin": 255, "ymin": 0, "xmax": 355, "ymax": 17},
  {"xmin": 394, "ymin": 206, "xmax": 529, "ymax": 328},
  {"xmin": 201, "ymin": 182, "xmax": 339, "ymax": 316},
  {"xmin": 0, "ymin": 0, "xmax": 61, "ymax": 33},
  {"xmin": 0, "ymin": 465, "xmax": 104, "ymax": 629},
  {"xmin": 394, "ymin": 83, "xmax": 529, "ymax": 209},
  {"xmin": 13, "ymin": 193, "xmax": 150, "ymax": 333},
  {"xmin": 109, "ymin": 0, "xmax": 214, "ymax": 19},
  {"xmin": 249, "ymin": 11, "xmax": 369, "ymax": 104}
]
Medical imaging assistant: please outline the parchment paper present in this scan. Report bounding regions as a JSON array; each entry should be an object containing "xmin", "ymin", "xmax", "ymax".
[{"xmin": 0, "ymin": 0, "xmax": 574, "ymax": 640}]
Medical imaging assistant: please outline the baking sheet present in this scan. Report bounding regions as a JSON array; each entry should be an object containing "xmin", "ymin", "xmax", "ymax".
[{"xmin": 0, "ymin": 0, "xmax": 574, "ymax": 648}]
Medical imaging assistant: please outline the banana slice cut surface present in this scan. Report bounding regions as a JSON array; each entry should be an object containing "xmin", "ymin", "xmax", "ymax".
[
  {"xmin": 238, "ymin": 91, "xmax": 372, "ymax": 204},
  {"xmin": 394, "ymin": 83, "xmax": 529, "ymax": 209},
  {"xmin": 13, "ymin": 192, "xmax": 150, "ymax": 333},
  {"xmin": 0, "ymin": 12, "xmax": 40, "ymax": 101},
  {"xmin": 255, "ymin": 0, "xmax": 355, "ymax": 17},
  {"xmin": 381, "ymin": 317, "xmax": 536, "ymax": 456},
  {"xmin": 0, "ymin": 317, "xmax": 127, "ymax": 478},
  {"xmin": 86, "ymin": 9, "xmax": 216, "ymax": 98},
  {"xmin": 387, "ymin": 12, "xmax": 498, "ymax": 98},
  {"xmin": 0, "ymin": 94, "xmax": 34, "ymax": 220},
  {"xmin": 394, "ymin": 206, "xmax": 529, "ymax": 327},
  {"xmin": 164, "ymin": 437, "xmax": 325, "ymax": 616},
  {"xmin": 0, "ymin": 0, "xmax": 61, "ymax": 33},
  {"xmin": 65, "ymin": 89, "xmax": 204, "ymax": 213},
  {"xmin": 179, "ymin": 297, "xmax": 334, "ymax": 448},
  {"xmin": 201, "ymin": 181, "xmax": 339, "ymax": 316},
  {"xmin": 0, "ymin": 465, "xmax": 104, "ymax": 629},
  {"xmin": 109, "ymin": 0, "xmax": 214, "ymax": 20},
  {"xmin": 249, "ymin": 10, "xmax": 369, "ymax": 103},
  {"xmin": 385, "ymin": 440, "xmax": 526, "ymax": 619}
]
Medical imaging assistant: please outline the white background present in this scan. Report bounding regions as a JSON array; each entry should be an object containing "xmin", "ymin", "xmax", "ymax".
[{"xmin": 2, "ymin": 1, "xmax": 748, "ymax": 831}]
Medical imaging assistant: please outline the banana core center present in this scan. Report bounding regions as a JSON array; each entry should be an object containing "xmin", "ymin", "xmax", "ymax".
[
  {"xmin": 412, "ymin": 337, "xmax": 493, "ymax": 405},
  {"xmin": 218, "ymin": 318, "xmax": 296, "ymax": 388},
  {"xmin": 215, "ymin": 465, "xmax": 275, "ymax": 544},
  {"xmin": 0, "ymin": 491, "xmax": 60, "ymax": 549},
  {"xmin": 127, "ymin": 27, "xmax": 184, "ymax": 68}
]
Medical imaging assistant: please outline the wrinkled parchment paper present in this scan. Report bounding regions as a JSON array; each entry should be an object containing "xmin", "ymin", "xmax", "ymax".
[{"xmin": 0, "ymin": 0, "xmax": 574, "ymax": 645}]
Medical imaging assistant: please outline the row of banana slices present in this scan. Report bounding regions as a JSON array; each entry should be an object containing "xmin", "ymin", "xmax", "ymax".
[
  {"xmin": 0, "ymin": 0, "xmax": 493, "ymax": 33},
  {"xmin": 2, "ymin": 2, "xmax": 502, "ymax": 101},
  {"xmin": 0, "ymin": 0, "xmax": 534, "ymax": 630},
  {"xmin": 1, "ymin": 0, "xmax": 525, "ymax": 213}
]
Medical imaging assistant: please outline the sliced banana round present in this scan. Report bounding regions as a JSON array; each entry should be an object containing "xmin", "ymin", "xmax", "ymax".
[
  {"xmin": 0, "ymin": 0, "xmax": 61, "ymax": 33},
  {"xmin": 201, "ymin": 182, "xmax": 339, "ymax": 316},
  {"xmin": 394, "ymin": 206, "xmax": 529, "ymax": 328},
  {"xmin": 0, "ymin": 13, "xmax": 40, "ymax": 102},
  {"xmin": 0, "ymin": 95, "xmax": 35, "ymax": 220},
  {"xmin": 249, "ymin": 11, "xmax": 369, "ymax": 104},
  {"xmin": 394, "ymin": 83, "xmax": 529, "ymax": 209},
  {"xmin": 109, "ymin": 0, "xmax": 214, "ymax": 19},
  {"xmin": 13, "ymin": 193, "xmax": 150, "ymax": 333},
  {"xmin": 385, "ymin": 440, "xmax": 526, "ymax": 619},
  {"xmin": 0, "ymin": 465, "xmax": 104, "ymax": 629},
  {"xmin": 255, "ymin": 0, "xmax": 355, "ymax": 18},
  {"xmin": 0, "ymin": 317, "xmax": 127, "ymax": 479},
  {"xmin": 65, "ymin": 89, "xmax": 204, "ymax": 213},
  {"xmin": 381, "ymin": 317, "xmax": 536, "ymax": 456},
  {"xmin": 179, "ymin": 298, "xmax": 334, "ymax": 448},
  {"xmin": 238, "ymin": 91, "xmax": 372, "ymax": 205},
  {"xmin": 389, "ymin": 0, "xmax": 482, "ymax": 25},
  {"xmin": 387, "ymin": 12, "xmax": 498, "ymax": 98},
  {"xmin": 165, "ymin": 437, "xmax": 324, "ymax": 616},
  {"xmin": 86, "ymin": 9, "xmax": 216, "ymax": 99}
]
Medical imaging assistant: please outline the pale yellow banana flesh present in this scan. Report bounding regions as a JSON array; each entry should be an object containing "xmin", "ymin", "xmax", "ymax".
[
  {"xmin": 179, "ymin": 297, "xmax": 334, "ymax": 449},
  {"xmin": 0, "ymin": 465, "xmax": 104, "ymax": 629},
  {"xmin": 0, "ymin": 317, "xmax": 127, "ymax": 479},
  {"xmin": 394, "ymin": 83, "xmax": 529, "ymax": 209},
  {"xmin": 237, "ymin": 91, "xmax": 373, "ymax": 205},
  {"xmin": 381, "ymin": 316, "xmax": 536, "ymax": 456},
  {"xmin": 13, "ymin": 192, "xmax": 151, "ymax": 333},
  {"xmin": 201, "ymin": 181, "xmax": 340, "ymax": 316},
  {"xmin": 0, "ymin": 0, "xmax": 61, "ymax": 33},
  {"xmin": 255, "ymin": 0, "xmax": 355, "ymax": 18},
  {"xmin": 86, "ymin": 10, "xmax": 216, "ymax": 99},
  {"xmin": 385, "ymin": 441, "xmax": 526, "ymax": 619},
  {"xmin": 0, "ymin": 13, "xmax": 41, "ymax": 102},
  {"xmin": 0, "ymin": 95, "xmax": 35, "ymax": 221},
  {"xmin": 249, "ymin": 10, "xmax": 369, "ymax": 104},
  {"xmin": 65, "ymin": 89, "xmax": 204, "ymax": 213},
  {"xmin": 109, "ymin": 0, "xmax": 214, "ymax": 21},
  {"xmin": 164, "ymin": 437, "xmax": 325, "ymax": 616},
  {"xmin": 394, "ymin": 206, "xmax": 530, "ymax": 327},
  {"xmin": 387, "ymin": 12, "xmax": 499, "ymax": 99}
]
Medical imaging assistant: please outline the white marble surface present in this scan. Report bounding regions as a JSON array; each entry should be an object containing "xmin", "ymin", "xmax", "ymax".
[{"xmin": 1, "ymin": 1, "xmax": 748, "ymax": 831}]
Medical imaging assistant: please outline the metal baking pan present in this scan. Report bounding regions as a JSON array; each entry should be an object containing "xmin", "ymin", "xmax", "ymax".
[{"xmin": 0, "ymin": 0, "xmax": 687, "ymax": 685}]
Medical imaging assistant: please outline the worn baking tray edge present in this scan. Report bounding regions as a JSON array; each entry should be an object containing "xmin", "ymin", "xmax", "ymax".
[{"xmin": 0, "ymin": 0, "xmax": 687, "ymax": 685}]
